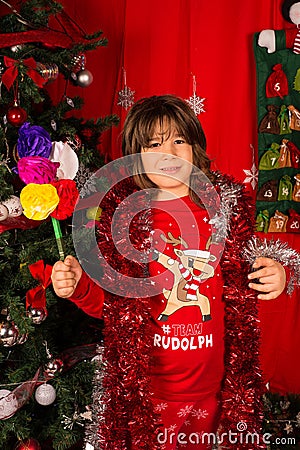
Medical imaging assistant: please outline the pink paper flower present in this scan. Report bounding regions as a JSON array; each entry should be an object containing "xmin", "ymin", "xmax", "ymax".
[{"xmin": 18, "ymin": 156, "xmax": 59, "ymax": 184}]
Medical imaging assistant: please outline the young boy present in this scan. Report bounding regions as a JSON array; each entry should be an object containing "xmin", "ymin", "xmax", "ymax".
[{"xmin": 52, "ymin": 95, "xmax": 291, "ymax": 449}]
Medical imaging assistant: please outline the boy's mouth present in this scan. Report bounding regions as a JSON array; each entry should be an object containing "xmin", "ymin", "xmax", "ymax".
[{"xmin": 160, "ymin": 166, "xmax": 181, "ymax": 173}]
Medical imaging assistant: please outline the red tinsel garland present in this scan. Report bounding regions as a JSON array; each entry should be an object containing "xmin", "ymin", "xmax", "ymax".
[
  {"xmin": 95, "ymin": 174, "xmax": 265, "ymax": 450},
  {"xmin": 217, "ymin": 174, "xmax": 265, "ymax": 449},
  {"xmin": 97, "ymin": 179, "xmax": 161, "ymax": 449}
]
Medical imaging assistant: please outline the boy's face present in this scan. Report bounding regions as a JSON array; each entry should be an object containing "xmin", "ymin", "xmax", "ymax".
[
  {"xmin": 140, "ymin": 121, "xmax": 193, "ymax": 200},
  {"xmin": 290, "ymin": 3, "xmax": 300, "ymax": 25}
]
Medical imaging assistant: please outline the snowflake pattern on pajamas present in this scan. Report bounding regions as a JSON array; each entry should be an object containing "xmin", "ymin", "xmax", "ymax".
[
  {"xmin": 168, "ymin": 424, "xmax": 178, "ymax": 433},
  {"xmin": 177, "ymin": 405, "xmax": 194, "ymax": 417},
  {"xmin": 154, "ymin": 402, "xmax": 168, "ymax": 412},
  {"xmin": 191, "ymin": 408, "xmax": 208, "ymax": 419}
]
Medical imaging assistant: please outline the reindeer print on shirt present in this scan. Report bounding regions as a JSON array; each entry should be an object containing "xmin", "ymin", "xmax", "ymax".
[{"xmin": 154, "ymin": 232, "xmax": 216, "ymax": 322}]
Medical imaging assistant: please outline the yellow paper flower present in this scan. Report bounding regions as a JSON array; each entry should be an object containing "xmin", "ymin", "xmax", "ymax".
[{"xmin": 20, "ymin": 183, "xmax": 59, "ymax": 220}]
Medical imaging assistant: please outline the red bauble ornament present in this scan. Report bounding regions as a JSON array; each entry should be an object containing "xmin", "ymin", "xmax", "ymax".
[
  {"xmin": 14, "ymin": 438, "xmax": 41, "ymax": 450},
  {"xmin": 7, "ymin": 104, "xmax": 27, "ymax": 127}
]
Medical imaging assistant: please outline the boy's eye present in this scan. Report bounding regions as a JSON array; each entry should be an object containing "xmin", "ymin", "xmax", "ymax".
[
  {"xmin": 148, "ymin": 142, "xmax": 161, "ymax": 149},
  {"xmin": 174, "ymin": 138, "xmax": 185, "ymax": 144}
]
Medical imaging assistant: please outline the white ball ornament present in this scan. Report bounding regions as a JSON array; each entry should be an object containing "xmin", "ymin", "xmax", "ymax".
[
  {"xmin": 35, "ymin": 383, "xmax": 56, "ymax": 405},
  {"xmin": 2, "ymin": 195, "xmax": 23, "ymax": 217},
  {"xmin": 0, "ymin": 204, "xmax": 9, "ymax": 222}
]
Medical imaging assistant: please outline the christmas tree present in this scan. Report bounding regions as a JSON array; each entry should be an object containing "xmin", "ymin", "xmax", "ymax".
[{"xmin": 0, "ymin": 1, "xmax": 119, "ymax": 449}]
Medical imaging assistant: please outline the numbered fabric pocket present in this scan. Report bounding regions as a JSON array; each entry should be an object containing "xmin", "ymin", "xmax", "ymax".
[
  {"xmin": 286, "ymin": 209, "xmax": 300, "ymax": 233},
  {"xmin": 266, "ymin": 64, "xmax": 288, "ymax": 99},
  {"xmin": 278, "ymin": 175, "xmax": 293, "ymax": 200},
  {"xmin": 257, "ymin": 179, "xmax": 278, "ymax": 202},
  {"xmin": 288, "ymin": 105, "xmax": 300, "ymax": 131},
  {"xmin": 286, "ymin": 141, "xmax": 300, "ymax": 168},
  {"xmin": 278, "ymin": 105, "xmax": 291, "ymax": 135},
  {"xmin": 278, "ymin": 139, "xmax": 292, "ymax": 167},
  {"xmin": 259, "ymin": 105, "xmax": 280, "ymax": 134},
  {"xmin": 268, "ymin": 210, "xmax": 288, "ymax": 232},
  {"xmin": 259, "ymin": 143, "xmax": 280, "ymax": 170},
  {"xmin": 292, "ymin": 174, "xmax": 300, "ymax": 202},
  {"xmin": 256, "ymin": 209, "xmax": 269, "ymax": 232}
]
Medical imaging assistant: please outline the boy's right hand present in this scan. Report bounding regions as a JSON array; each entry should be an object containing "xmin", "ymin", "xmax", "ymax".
[{"xmin": 51, "ymin": 255, "xmax": 82, "ymax": 298}]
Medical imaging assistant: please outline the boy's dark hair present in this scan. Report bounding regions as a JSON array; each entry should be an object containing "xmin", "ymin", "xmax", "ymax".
[{"xmin": 122, "ymin": 94, "xmax": 213, "ymax": 191}]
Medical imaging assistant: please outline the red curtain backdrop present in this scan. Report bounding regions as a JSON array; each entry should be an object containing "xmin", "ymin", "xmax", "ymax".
[{"xmin": 0, "ymin": 0, "xmax": 299, "ymax": 393}]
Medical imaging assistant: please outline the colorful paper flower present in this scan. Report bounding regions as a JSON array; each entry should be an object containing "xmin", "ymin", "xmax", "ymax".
[
  {"xmin": 17, "ymin": 122, "xmax": 52, "ymax": 158},
  {"xmin": 50, "ymin": 141, "xmax": 79, "ymax": 180},
  {"xmin": 18, "ymin": 156, "xmax": 59, "ymax": 184},
  {"xmin": 50, "ymin": 179, "xmax": 79, "ymax": 220},
  {"xmin": 20, "ymin": 183, "xmax": 59, "ymax": 220}
]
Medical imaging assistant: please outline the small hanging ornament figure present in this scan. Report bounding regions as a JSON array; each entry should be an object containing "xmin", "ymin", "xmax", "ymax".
[
  {"xmin": 117, "ymin": 67, "xmax": 135, "ymax": 109},
  {"xmin": 185, "ymin": 74, "xmax": 205, "ymax": 115}
]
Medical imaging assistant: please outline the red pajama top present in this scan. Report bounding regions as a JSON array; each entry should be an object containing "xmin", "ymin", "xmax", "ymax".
[{"xmin": 69, "ymin": 195, "xmax": 225, "ymax": 402}]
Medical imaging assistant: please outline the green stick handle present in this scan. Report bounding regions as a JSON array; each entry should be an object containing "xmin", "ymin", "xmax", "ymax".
[{"xmin": 51, "ymin": 217, "xmax": 65, "ymax": 261}]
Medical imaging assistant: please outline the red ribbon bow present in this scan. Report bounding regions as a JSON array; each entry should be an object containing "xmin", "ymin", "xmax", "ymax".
[
  {"xmin": 2, "ymin": 56, "xmax": 46, "ymax": 90},
  {"xmin": 26, "ymin": 259, "xmax": 52, "ymax": 309}
]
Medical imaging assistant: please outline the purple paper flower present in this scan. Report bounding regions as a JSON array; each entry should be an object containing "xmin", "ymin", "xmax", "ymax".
[
  {"xmin": 17, "ymin": 122, "xmax": 52, "ymax": 158},
  {"xmin": 18, "ymin": 156, "xmax": 59, "ymax": 184}
]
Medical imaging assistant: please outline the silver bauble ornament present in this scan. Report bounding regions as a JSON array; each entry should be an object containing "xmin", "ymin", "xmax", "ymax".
[
  {"xmin": 27, "ymin": 306, "xmax": 48, "ymax": 324},
  {"xmin": 0, "ymin": 320, "xmax": 19, "ymax": 347},
  {"xmin": 75, "ymin": 69, "xmax": 93, "ymax": 87},
  {"xmin": 44, "ymin": 358, "xmax": 64, "ymax": 378},
  {"xmin": 0, "ymin": 389, "xmax": 18, "ymax": 419},
  {"xmin": 35, "ymin": 384, "xmax": 56, "ymax": 405}
]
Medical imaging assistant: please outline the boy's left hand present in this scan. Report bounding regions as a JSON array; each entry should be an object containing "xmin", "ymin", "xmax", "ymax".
[{"xmin": 248, "ymin": 257, "xmax": 286, "ymax": 300}]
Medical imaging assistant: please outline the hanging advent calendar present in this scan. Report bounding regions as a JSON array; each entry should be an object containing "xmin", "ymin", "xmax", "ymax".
[{"xmin": 254, "ymin": 29, "xmax": 300, "ymax": 233}]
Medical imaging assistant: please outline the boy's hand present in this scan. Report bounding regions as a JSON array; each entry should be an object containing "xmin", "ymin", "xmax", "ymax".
[
  {"xmin": 248, "ymin": 257, "xmax": 286, "ymax": 300},
  {"xmin": 51, "ymin": 255, "xmax": 82, "ymax": 298}
]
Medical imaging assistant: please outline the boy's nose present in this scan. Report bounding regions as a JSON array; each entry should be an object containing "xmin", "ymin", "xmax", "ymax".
[{"xmin": 162, "ymin": 142, "xmax": 176, "ymax": 156}]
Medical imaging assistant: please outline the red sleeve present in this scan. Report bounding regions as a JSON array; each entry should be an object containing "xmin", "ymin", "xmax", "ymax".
[{"xmin": 67, "ymin": 270, "xmax": 104, "ymax": 319}]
